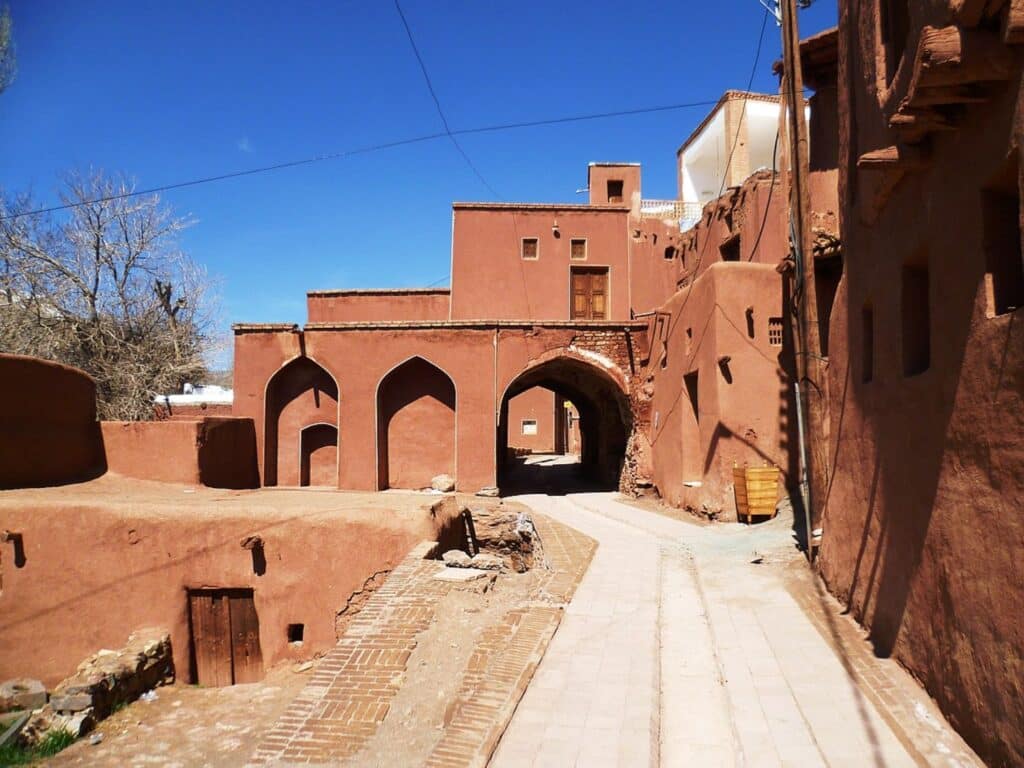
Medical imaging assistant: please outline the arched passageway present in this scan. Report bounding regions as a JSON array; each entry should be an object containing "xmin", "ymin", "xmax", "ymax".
[
  {"xmin": 376, "ymin": 357, "xmax": 456, "ymax": 490},
  {"xmin": 264, "ymin": 357, "xmax": 339, "ymax": 487},
  {"xmin": 498, "ymin": 355, "xmax": 631, "ymax": 495}
]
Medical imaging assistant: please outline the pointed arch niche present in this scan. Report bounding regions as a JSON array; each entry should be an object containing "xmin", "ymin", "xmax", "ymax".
[
  {"xmin": 376, "ymin": 357, "xmax": 456, "ymax": 490},
  {"xmin": 264, "ymin": 357, "xmax": 339, "ymax": 487}
]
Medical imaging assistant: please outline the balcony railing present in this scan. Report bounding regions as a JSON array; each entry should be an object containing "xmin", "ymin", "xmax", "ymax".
[{"xmin": 639, "ymin": 199, "xmax": 704, "ymax": 230}]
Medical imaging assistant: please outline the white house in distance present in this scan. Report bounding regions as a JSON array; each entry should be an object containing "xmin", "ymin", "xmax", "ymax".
[{"xmin": 676, "ymin": 91, "xmax": 797, "ymax": 228}]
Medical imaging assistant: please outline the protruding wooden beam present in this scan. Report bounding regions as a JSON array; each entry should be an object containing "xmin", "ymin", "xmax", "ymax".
[
  {"xmin": 857, "ymin": 144, "xmax": 928, "ymax": 170},
  {"xmin": 910, "ymin": 25, "xmax": 1012, "ymax": 91}
]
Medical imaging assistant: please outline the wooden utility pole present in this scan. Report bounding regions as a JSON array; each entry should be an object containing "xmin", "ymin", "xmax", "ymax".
[{"xmin": 779, "ymin": 0, "xmax": 829, "ymax": 560}]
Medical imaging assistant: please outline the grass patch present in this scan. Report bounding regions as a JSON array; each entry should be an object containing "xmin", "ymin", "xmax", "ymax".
[{"xmin": 0, "ymin": 728, "xmax": 76, "ymax": 765}]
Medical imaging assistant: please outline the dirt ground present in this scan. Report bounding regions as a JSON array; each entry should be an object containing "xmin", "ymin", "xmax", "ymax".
[{"xmin": 42, "ymin": 664, "xmax": 311, "ymax": 768}]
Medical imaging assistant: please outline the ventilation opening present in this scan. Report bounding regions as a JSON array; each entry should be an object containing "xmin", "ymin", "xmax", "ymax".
[
  {"xmin": 862, "ymin": 303, "xmax": 874, "ymax": 383},
  {"xmin": 664, "ymin": 246, "xmax": 676, "ymax": 261},
  {"xmin": 983, "ymin": 153, "xmax": 1023, "ymax": 316},
  {"xmin": 881, "ymin": 0, "xmax": 910, "ymax": 84},
  {"xmin": 902, "ymin": 261, "xmax": 930, "ymax": 376},
  {"xmin": 720, "ymin": 235, "xmax": 741, "ymax": 262},
  {"xmin": 814, "ymin": 254, "xmax": 844, "ymax": 356},
  {"xmin": 768, "ymin": 317, "xmax": 784, "ymax": 347},
  {"xmin": 287, "ymin": 623, "xmax": 305, "ymax": 644},
  {"xmin": 607, "ymin": 179, "xmax": 624, "ymax": 203}
]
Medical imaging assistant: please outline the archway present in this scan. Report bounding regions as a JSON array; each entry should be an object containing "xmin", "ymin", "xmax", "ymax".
[
  {"xmin": 498, "ymin": 354, "xmax": 631, "ymax": 495},
  {"xmin": 264, "ymin": 357, "xmax": 338, "ymax": 487},
  {"xmin": 376, "ymin": 357, "xmax": 456, "ymax": 490}
]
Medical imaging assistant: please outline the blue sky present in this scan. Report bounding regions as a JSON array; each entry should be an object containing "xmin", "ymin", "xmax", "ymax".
[{"xmin": 1, "ymin": 1, "xmax": 837, "ymax": 360}]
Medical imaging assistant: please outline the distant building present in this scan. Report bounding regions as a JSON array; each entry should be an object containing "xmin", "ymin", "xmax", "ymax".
[{"xmin": 154, "ymin": 383, "xmax": 234, "ymax": 420}]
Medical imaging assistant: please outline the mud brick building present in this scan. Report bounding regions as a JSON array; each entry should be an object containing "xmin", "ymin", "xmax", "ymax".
[{"xmin": 815, "ymin": 2, "xmax": 1024, "ymax": 764}]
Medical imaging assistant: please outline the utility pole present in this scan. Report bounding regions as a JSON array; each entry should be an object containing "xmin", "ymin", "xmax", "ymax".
[{"xmin": 777, "ymin": 0, "xmax": 828, "ymax": 561}]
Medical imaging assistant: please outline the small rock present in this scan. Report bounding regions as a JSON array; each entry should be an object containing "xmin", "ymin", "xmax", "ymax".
[
  {"xmin": 469, "ymin": 553, "xmax": 504, "ymax": 571},
  {"xmin": 475, "ymin": 486, "xmax": 499, "ymax": 497},
  {"xmin": 441, "ymin": 549, "xmax": 472, "ymax": 568},
  {"xmin": 293, "ymin": 661, "xmax": 314, "ymax": 673},
  {"xmin": 431, "ymin": 474, "xmax": 456, "ymax": 492},
  {"xmin": 90, "ymin": 732, "xmax": 103, "ymax": 745},
  {"xmin": 0, "ymin": 678, "xmax": 47, "ymax": 712}
]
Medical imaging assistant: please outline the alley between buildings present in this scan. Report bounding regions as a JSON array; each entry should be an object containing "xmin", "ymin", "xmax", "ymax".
[{"xmin": 492, "ymin": 481, "xmax": 982, "ymax": 768}]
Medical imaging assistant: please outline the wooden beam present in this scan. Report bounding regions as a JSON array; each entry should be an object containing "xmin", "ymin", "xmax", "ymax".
[{"xmin": 857, "ymin": 144, "xmax": 928, "ymax": 170}]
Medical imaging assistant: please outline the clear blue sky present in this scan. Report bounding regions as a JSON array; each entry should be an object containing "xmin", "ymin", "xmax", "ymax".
[{"xmin": 1, "ymin": 1, "xmax": 837, "ymax": 359}]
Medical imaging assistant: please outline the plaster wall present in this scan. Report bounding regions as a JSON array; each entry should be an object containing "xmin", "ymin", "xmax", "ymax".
[
  {"xmin": 100, "ymin": 419, "xmax": 259, "ymax": 489},
  {"xmin": 506, "ymin": 387, "xmax": 557, "ymax": 453},
  {"xmin": 648, "ymin": 263, "xmax": 793, "ymax": 517},
  {"xmin": 0, "ymin": 494, "xmax": 459, "ymax": 687},
  {"xmin": 233, "ymin": 323, "xmax": 647, "ymax": 493},
  {"xmin": 0, "ymin": 354, "xmax": 105, "ymax": 489},
  {"xmin": 588, "ymin": 164, "xmax": 641, "ymax": 211},
  {"xmin": 821, "ymin": 6, "xmax": 1024, "ymax": 765},
  {"xmin": 307, "ymin": 290, "xmax": 450, "ymax": 323},
  {"xmin": 449, "ymin": 206, "xmax": 631, "ymax": 320}
]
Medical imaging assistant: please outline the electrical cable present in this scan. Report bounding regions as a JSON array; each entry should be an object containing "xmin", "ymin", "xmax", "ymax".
[
  {"xmin": 0, "ymin": 100, "xmax": 720, "ymax": 222},
  {"xmin": 393, "ymin": 0, "xmax": 501, "ymax": 200}
]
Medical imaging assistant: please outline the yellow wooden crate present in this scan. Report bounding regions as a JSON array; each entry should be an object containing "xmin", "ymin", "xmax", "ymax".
[{"xmin": 733, "ymin": 464, "xmax": 780, "ymax": 523}]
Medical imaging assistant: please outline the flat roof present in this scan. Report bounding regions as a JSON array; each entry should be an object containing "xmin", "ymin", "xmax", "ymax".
[
  {"xmin": 452, "ymin": 202, "xmax": 629, "ymax": 211},
  {"xmin": 307, "ymin": 288, "xmax": 450, "ymax": 297}
]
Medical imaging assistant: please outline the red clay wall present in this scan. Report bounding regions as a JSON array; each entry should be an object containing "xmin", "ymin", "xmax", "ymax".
[
  {"xmin": 0, "ymin": 354, "xmax": 105, "ymax": 489},
  {"xmin": 101, "ymin": 418, "xmax": 259, "ymax": 489},
  {"xmin": 647, "ymin": 263, "xmax": 792, "ymax": 517},
  {"xmin": 507, "ymin": 387, "xmax": 557, "ymax": 453},
  {"xmin": 450, "ymin": 205, "xmax": 631, "ymax": 320},
  {"xmin": 234, "ymin": 322, "xmax": 648, "ymax": 493},
  {"xmin": 0, "ymin": 489, "xmax": 459, "ymax": 686},
  {"xmin": 307, "ymin": 289, "xmax": 450, "ymax": 323},
  {"xmin": 820, "ymin": 6, "xmax": 1024, "ymax": 765}
]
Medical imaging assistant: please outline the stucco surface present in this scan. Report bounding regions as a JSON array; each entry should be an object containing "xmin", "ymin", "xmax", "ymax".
[
  {"xmin": 0, "ymin": 354, "xmax": 105, "ymax": 489},
  {"xmin": 0, "ymin": 477, "xmax": 461, "ymax": 687}
]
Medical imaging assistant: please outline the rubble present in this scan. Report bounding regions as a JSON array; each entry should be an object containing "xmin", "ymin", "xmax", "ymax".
[
  {"xmin": 441, "ymin": 549, "xmax": 472, "ymax": 567},
  {"xmin": 19, "ymin": 628, "xmax": 173, "ymax": 747},
  {"xmin": 431, "ymin": 474, "xmax": 456, "ymax": 492},
  {"xmin": 0, "ymin": 678, "xmax": 46, "ymax": 712}
]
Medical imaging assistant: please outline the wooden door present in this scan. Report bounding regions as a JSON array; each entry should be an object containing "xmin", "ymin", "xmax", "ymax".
[
  {"xmin": 571, "ymin": 268, "xmax": 609, "ymax": 320},
  {"xmin": 189, "ymin": 589, "xmax": 264, "ymax": 686}
]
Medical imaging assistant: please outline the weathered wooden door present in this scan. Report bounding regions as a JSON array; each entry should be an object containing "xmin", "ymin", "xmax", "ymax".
[
  {"xmin": 189, "ymin": 589, "xmax": 263, "ymax": 686},
  {"xmin": 571, "ymin": 267, "xmax": 609, "ymax": 320}
]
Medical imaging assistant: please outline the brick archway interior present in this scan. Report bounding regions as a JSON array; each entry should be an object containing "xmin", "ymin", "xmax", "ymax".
[{"xmin": 264, "ymin": 357, "xmax": 338, "ymax": 487}]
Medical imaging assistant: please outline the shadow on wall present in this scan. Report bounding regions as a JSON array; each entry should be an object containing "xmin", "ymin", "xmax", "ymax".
[
  {"xmin": 376, "ymin": 357, "xmax": 456, "ymax": 490},
  {"xmin": 0, "ymin": 354, "xmax": 106, "ymax": 490}
]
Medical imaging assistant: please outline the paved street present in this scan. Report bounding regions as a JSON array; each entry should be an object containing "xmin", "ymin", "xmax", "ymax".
[{"xmin": 491, "ymin": 491, "xmax": 981, "ymax": 768}]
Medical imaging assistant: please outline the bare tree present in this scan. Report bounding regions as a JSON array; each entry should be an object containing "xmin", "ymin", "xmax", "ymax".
[
  {"xmin": 0, "ymin": 171, "xmax": 219, "ymax": 419},
  {"xmin": 0, "ymin": 6, "xmax": 14, "ymax": 94}
]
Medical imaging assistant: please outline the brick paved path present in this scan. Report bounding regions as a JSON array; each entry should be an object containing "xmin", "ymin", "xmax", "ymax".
[
  {"xmin": 491, "ymin": 493, "xmax": 983, "ymax": 768},
  {"xmin": 247, "ymin": 512, "xmax": 595, "ymax": 767}
]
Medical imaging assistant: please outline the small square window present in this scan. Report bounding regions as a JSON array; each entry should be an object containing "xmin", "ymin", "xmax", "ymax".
[
  {"xmin": 521, "ymin": 419, "xmax": 538, "ymax": 435},
  {"xmin": 287, "ymin": 623, "xmax": 304, "ymax": 644},
  {"xmin": 521, "ymin": 238, "xmax": 539, "ymax": 260},
  {"xmin": 768, "ymin": 317, "xmax": 784, "ymax": 346},
  {"xmin": 607, "ymin": 180, "xmax": 624, "ymax": 203},
  {"xmin": 570, "ymin": 238, "xmax": 587, "ymax": 260}
]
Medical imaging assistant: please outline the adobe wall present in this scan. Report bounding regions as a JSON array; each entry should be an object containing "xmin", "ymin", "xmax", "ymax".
[
  {"xmin": 0, "ymin": 354, "xmax": 105, "ymax": 489},
  {"xmin": 307, "ymin": 289, "xmax": 450, "ymax": 323},
  {"xmin": 153, "ymin": 401, "xmax": 234, "ymax": 420},
  {"xmin": 647, "ymin": 263, "xmax": 793, "ymax": 518},
  {"xmin": 507, "ymin": 387, "xmax": 557, "ymax": 453},
  {"xmin": 450, "ymin": 206, "xmax": 632, "ymax": 320},
  {"xmin": 233, "ymin": 321, "xmax": 649, "ymax": 493},
  {"xmin": 821, "ymin": 5, "xmax": 1024, "ymax": 765},
  {"xmin": 0, "ymin": 486, "xmax": 460, "ymax": 687},
  {"xmin": 100, "ymin": 418, "xmax": 259, "ymax": 489},
  {"xmin": 629, "ymin": 217, "xmax": 685, "ymax": 315}
]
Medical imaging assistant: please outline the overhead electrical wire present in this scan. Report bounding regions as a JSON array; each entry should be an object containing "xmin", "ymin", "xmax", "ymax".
[
  {"xmin": 0, "ymin": 99, "xmax": 720, "ymax": 222},
  {"xmin": 392, "ymin": 0, "xmax": 501, "ymax": 200}
]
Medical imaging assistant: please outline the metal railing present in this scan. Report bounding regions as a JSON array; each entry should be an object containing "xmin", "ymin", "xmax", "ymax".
[{"xmin": 639, "ymin": 199, "xmax": 704, "ymax": 230}]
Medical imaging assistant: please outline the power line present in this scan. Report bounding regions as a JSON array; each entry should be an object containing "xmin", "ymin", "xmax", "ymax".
[
  {"xmin": 393, "ymin": 0, "xmax": 501, "ymax": 200},
  {"xmin": 0, "ymin": 99, "xmax": 719, "ymax": 222}
]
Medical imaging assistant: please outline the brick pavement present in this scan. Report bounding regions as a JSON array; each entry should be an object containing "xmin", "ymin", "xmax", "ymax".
[{"xmin": 247, "ymin": 512, "xmax": 595, "ymax": 767}]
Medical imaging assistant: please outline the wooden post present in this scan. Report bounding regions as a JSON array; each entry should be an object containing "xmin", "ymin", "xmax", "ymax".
[{"xmin": 780, "ymin": 0, "xmax": 829, "ymax": 559}]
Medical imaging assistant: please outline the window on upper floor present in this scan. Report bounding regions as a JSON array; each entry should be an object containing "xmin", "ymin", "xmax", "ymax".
[
  {"xmin": 570, "ymin": 238, "xmax": 587, "ymax": 260},
  {"xmin": 521, "ymin": 419, "xmax": 537, "ymax": 435},
  {"xmin": 768, "ymin": 317, "xmax": 784, "ymax": 347},
  {"xmin": 521, "ymin": 237, "xmax": 539, "ymax": 260},
  {"xmin": 607, "ymin": 180, "xmax": 624, "ymax": 203},
  {"xmin": 983, "ymin": 152, "xmax": 1023, "ymax": 316},
  {"xmin": 719, "ymin": 235, "xmax": 741, "ymax": 262},
  {"xmin": 881, "ymin": 0, "xmax": 910, "ymax": 84}
]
